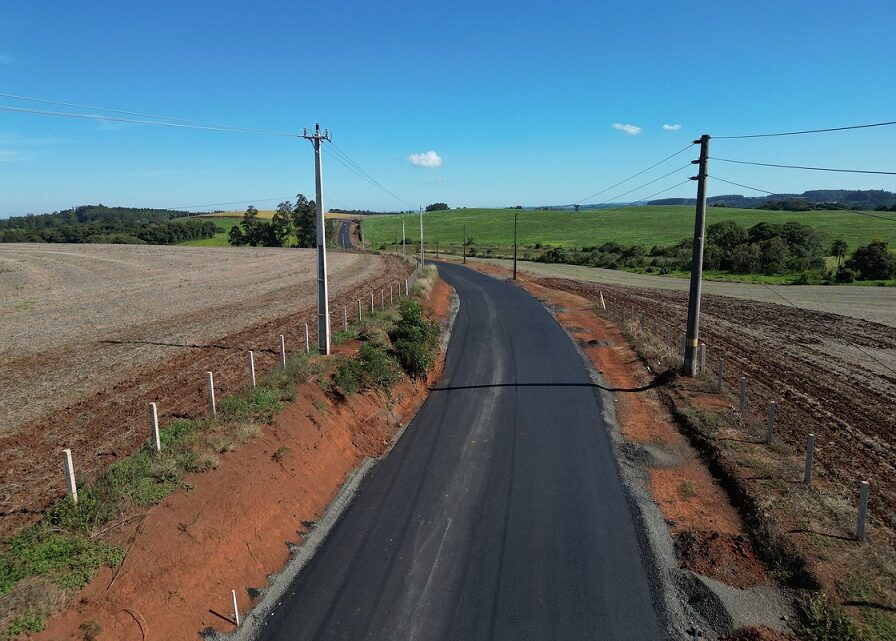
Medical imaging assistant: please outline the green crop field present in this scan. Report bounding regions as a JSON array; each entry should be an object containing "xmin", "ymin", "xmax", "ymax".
[
  {"xmin": 361, "ymin": 206, "xmax": 896, "ymax": 253},
  {"xmin": 178, "ymin": 216, "xmax": 239, "ymax": 247}
]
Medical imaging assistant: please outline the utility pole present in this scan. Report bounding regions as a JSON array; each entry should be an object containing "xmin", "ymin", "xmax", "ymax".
[
  {"xmin": 683, "ymin": 134, "xmax": 710, "ymax": 376},
  {"xmin": 513, "ymin": 211, "xmax": 518, "ymax": 280},
  {"xmin": 402, "ymin": 219, "xmax": 406, "ymax": 256},
  {"xmin": 419, "ymin": 207, "xmax": 425, "ymax": 266},
  {"xmin": 302, "ymin": 123, "xmax": 332, "ymax": 355},
  {"xmin": 462, "ymin": 224, "xmax": 467, "ymax": 264}
]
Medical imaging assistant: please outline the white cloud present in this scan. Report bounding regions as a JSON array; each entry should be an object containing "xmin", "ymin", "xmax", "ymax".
[
  {"xmin": 612, "ymin": 123, "xmax": 642, "ymax": 136},
  {"xmin": 662, "ymin": 124, "xmax": 683, "ymax": 131},
  {"xmin": 407, "ymin": 150, "xmax": 443, "ymax": 168}
]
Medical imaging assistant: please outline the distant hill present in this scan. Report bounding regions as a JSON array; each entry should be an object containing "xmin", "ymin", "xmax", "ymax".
[{"xmin": 646, "ymin": 189, "xmax": 896, "ymax": 210}]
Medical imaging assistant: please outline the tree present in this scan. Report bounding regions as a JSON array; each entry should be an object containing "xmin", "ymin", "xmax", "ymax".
[
  {"xmin": 846, "ymin": 240, "xmax": 896, "ymax": 280},
  {"xmin": 292, "ymin": 194, "xmax": 316, "ymax": 248},
  {"xmin": 759, "ymin": 237, "xmax": 789, "ymax": 274},
  {"xmin": 425, "ymin": 203, "xmax": 448, "ymax": 212},
  {"xmin": 730, "ymin": 243, "xmax": 761, "ymax": 273},
  {"xmin": 706, "ymin": 220, "xmax": 747, "ymax": 252},
  {"xmin": 831, "ymin": 239, "xmax": 848, "ymax": 273}
]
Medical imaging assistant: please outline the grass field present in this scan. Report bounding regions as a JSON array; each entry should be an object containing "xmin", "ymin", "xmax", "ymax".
[{"xmin": 360, "ymin": 206, "xmax": 896, "ymax": 253}]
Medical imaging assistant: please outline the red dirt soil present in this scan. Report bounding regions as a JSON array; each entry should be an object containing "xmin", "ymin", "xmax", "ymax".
[
  {"xmin": 32, "ymin": 278, "xmax": 453, "ymax": 641},
  {"xmin": 0, "ymin": 253, "xmax": 413, "ymax": 538}
]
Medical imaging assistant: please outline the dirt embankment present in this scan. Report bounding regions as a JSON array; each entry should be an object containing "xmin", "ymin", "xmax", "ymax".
[
  {"xmin": 33, "ymin": 276, "xmax": 454, "ymax": 641},
  {"xmin": 534, "ymin": 276, "xmax": 896, "ymax": 530},
  {"xmin": 0, "ymin": 245, "xmax": 413, "ymax": 537}
]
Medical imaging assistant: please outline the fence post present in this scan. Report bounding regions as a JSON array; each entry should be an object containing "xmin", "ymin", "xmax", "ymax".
[
  {"xmin": 390, "ymin": 284, "xmax": 393, "ymax": 305},
  {"xmin": 766, "ymin": 401, "xmax": 777, "ymax": 444},
  {"xmin": 370, "ymin": 292, "xmax": 374, "ymax": 313},
  {"xmin": 149, "ymin": 402, "xmax": 161, "ymax": 453},
  {"xmin": 304, "ymin": 323, "xmax": 310, "ymax": 354},
  {"xmin": 381, "ymin": 289, "xmax": 385, "ymax": 310},
  {"xmin": 699, "ymin": 343, "xmax": 706, "ymax": 373},
  {"xmin": 232, "ymin": 589, "xmax": 240, "ymax": 626},
  {"xmin": 206, "ymin": 371, "xmax": 217, "ymax": 417},
  {"xmin": 738, "ymin": 377, "xmax": 747, "ymax": 418},
  {"xmin": 357, "ymin": 299, "xmax": 362, "ymax": 321},
  {"xmin": 280, "ymin": 334, "xmax": 287, "ymax": 367},
  {"xmin": 717, "ymin": 358, "xmax": 725, "ymax": 393},
  {"xmin": 599, "ymin": 291, "xmax": 606, "ymax": 310},
  {"xmin": 248, "ymin": 351, "xmax": 256, "ymax": 388},
  {"xmin": 62, "ymin": 448, "xmax": 78, "ymax": 503},
  {"xmin": 803, "ymin": 433, "xmax": 815, "ymax": 485},
  {"xmin": 405, "ymin": 279, "xmax": 409, "ymax": 296},
  {"xmin": 343, "ymin": 306, "xmax": 348, "ymax": 331},
  {"xmin": 856, "ymin": 481, "xmax": 870, "ymax": 541}
]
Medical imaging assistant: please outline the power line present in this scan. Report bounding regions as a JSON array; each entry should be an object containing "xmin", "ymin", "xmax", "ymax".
[
  {"xmin": 629, "ymin": 179, "xmax": 693, "ymax": 204},
  {"xmin": 322, "ymin": 143, "xmax": 413, "ymax": 205},
  {"xmin": 713, "ymin": 120, "xmax": 896, "ymax": 140},
  {"xmin": 0, "ymin": 92, "xmax": 298, "ymax": 136},
  {"xmin": 756, "ymin": 282, "xmax": 896, "ymax": 377},
  {"xmin": 0, "ymin": 104, "xmax": 296, "ymax": 137},
  {"xmin": 595, "ymin": 163, "xmax": 693, "ymax": 206},
  {"xmin": 711, "ymin": 156, "xmax": 896, "ymax": 175},
  {"xmin": 572, "ymin": 143, "xmax": 696, "ymax": 205},
  {"xmin": 167, "ymin": 196, "xmax": 297, "ymax": 211},
  {"xmin": 709, "ymin": 175, "xmax": 896, "ymax": 223}
]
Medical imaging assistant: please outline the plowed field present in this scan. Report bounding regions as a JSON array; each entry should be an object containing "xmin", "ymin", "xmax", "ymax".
[{"xmin": 0, "ymin": 244, "xmax": 411, "ymax": 535}]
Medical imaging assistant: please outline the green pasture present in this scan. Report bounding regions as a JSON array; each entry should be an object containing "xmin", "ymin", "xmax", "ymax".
[{"xmin": 360, "ymin": 206, "xmax": 896, "ymax": 253}]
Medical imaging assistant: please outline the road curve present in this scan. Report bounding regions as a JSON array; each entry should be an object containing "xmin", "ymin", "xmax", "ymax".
[
  {"xmin": 337, "ymin": 219, "xmax": 356, "ymax": 249},
  {"xmin": 256, "ymin": 262, "xmax": 662, "ymax": 641}
]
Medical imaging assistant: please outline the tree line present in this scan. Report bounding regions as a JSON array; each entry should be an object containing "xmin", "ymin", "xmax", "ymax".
[
  {"xmin": 227, "ymin": 196, "xmax": 317, "ymax": 247},
  {"xmin": 0, "ymin": 205, "xmax": 217, "ymax": 244},
  {"xmin": 535, "ymin": 219, "xmax": 895, "ymax": 282}
]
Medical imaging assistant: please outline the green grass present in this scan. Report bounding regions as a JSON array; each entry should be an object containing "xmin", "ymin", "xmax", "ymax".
[
  {"xmin": 176, "ymin": 216, "xmax": 239, "ymax": 247},
  {"xmin": 361, "ymin": 206, "xmax": 896, "ymax": 253}
]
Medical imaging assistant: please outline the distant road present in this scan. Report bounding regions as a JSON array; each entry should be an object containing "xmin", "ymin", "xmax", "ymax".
[
  {"xmin": 467, "ymin": 258, "xmax": 896, "ymax": 328},
  {"xmin": 256, "ymin": 262, "xmax": 662, "ymax": 641},
  {"xmin": 336, "ymin": 219, "xmax": 356, "ymax": 249}
]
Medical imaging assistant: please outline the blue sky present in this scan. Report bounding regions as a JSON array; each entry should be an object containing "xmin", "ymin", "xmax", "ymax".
[{"xmin": 1, "ymin": 0, "xmax": 894, "ymax": 216}]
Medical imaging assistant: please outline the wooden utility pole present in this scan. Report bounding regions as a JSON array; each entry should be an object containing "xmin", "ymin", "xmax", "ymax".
[
  {"xmin": 683, "ymin": 134, "xmax": 710, "ymax": 376},
  {"xmin": 302, "ymin": 123, "xmax": 332, "ymax": 355},
  {"xmin": 513, "ymin": 211, "xmax": 518, "ymax": 280}
]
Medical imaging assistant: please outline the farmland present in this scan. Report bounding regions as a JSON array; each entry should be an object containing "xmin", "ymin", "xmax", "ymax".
[
  {"xmin": 0, "ymin": 244, "xmax": 410, "ymax": 536},
  {"xmin": 360, "ymin": 206, "xmax": 896, "ymax": 253}
]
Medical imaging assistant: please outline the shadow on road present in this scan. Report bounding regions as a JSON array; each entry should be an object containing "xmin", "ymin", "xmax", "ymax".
[{"xmin": 430, "ymin": 369, "xmax": 677, "ymax": 394}]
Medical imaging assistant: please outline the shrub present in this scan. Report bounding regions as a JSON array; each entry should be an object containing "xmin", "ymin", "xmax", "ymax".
[{"xmin": 846, "ymin": 240, "xmax": 896, "ymax": 280}]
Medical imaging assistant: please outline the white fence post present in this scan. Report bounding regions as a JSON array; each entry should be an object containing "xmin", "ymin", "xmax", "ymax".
[
  {"xmin": 62, "ymin": 448, "xmax": 78, "ymax": 503},
  {"xmin": 206, "ymin": 371, "xmax": 217, "ymax": 418},
  {"xmin": 405, "ymin": 279, "xmax": 409, "ymax": 296},
  {"xmin": 856, "ymin": 481, "xmax": 870, "ymax": 541},
  {"xmin": 149, "ymin": 402, "xmax": 161, "ymax": 453},
  {"xmin": 304, "ymin": 323, "xmax": 310, "ymax": 354},
  {"xmin": 381, "ymin": 289, "xmax": 385, "ymax": 310},
  {"xmin": 248, "ymin": 351, "xmax": 256, "ymax": 388},
  {"xmin": 232, "ymin": 589, "xmax": 240, "ymax": 626},
  {"xmin": 357, "ymin": 299, "xmax": 362, "ymax": 321},
  {"xmin": 343, "ymin": 306, "xmax": 348, "ymax": 331},
  {"xmin": 370, "ymin": 292, "xmax": 374, "ymax": 313},
  {"xmin": 766, "ymin": 401, "xmax": 777, "ymax": 444},
  {"xmin": 803, "ymin": 433, "xmax": 815, "ymax": 485},
  {"xmin": 699, "ymin": 343, "xmax": 706, "ymax": 373},
  {"xmin": 280, "ymin": 334, "xmax": 287, "ymax": 367}
]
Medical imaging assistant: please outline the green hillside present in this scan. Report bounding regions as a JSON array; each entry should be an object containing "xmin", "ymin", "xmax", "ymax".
[
  {"xmin": 178, "ymin": 217, "xmax": 239, "ymax": 246},
  {"xmin": 361, "ymin": 206, "xmax": 896, "ymax": 253}
]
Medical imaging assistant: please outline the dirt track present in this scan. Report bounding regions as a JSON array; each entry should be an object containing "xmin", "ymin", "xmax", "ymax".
[
  {"xmin": 0, "ymin": 244, "xmax": 411, "ymax": 535},
  {"xmin": 535, "ymin": 276, "xmax": 896, "ymax": 529}
]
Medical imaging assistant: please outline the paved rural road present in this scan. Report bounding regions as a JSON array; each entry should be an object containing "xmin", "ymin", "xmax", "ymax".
[
  {"xmin": 256, "ymin": 262, "xmax": 662, "ymax": 641},
  {"xmin": 337, "ymin": 219, "xmax": 355, "ymax": 249}
]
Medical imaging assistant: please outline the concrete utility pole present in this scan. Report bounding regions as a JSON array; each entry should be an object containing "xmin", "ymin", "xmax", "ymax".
[
  {"xmin": 302, "ymin": 123, "xmax": 332, "ymax": 355},
  {"xmin": 513, "ymin": 211, "xmax": 518, "ymax": 280},
  {"xmin": 683, "ymin": 134, "xmax": 710, "ymax": 376},
  {"xmin": 462, "ymin": 223, "xmax": 467, "ymax": 264},
  {"xmin": 419, "ymin": 207, "xmax": 425, "ymax": 266},
  {"xmin": 402, "ymin": 219, "xmax": 406, "ymax": 256}
]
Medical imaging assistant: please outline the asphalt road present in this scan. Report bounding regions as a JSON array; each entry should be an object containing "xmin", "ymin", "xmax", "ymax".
[
  {"xmin": 337, "ymin": 220, "xmax": 356, "ymax": 249},
  {"xmin": 256, "ymin": 262, "xmax": 662, "ymax": 641}
]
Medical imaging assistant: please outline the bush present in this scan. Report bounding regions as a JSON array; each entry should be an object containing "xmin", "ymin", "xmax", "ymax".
[
  {"xmin": 846, "ymin": 240, "xmax": 896, "ymax": 280},
  {"xmin": 332, "ymin": 343, "xmax": 401, "ymax": 395}
]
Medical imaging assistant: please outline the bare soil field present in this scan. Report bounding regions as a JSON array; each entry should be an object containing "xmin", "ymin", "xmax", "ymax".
[
  {"xmin": 471, "ymin": 258, "xmax": 896, "ymax": 328},
  {"xmin": 0, "ymin": 244, "xmax": 410, "ymax": 535},
  {"xmin": 532, "ymin": 275, "xmax": 896, "ymax": 530}
]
